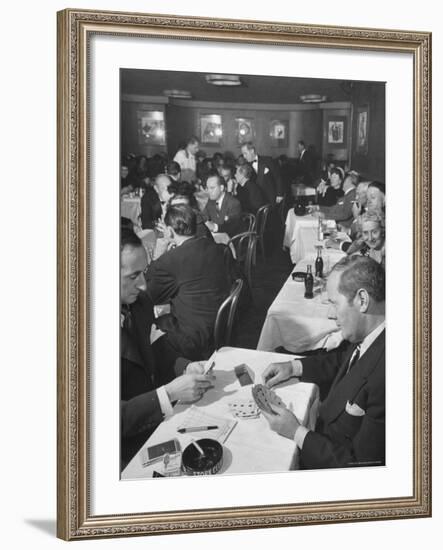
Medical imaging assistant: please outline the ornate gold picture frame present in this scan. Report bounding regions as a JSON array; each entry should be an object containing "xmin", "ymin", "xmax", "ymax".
[{"xmin": 57, "ymin": 8, "xmax": 431, "ymax": 540}]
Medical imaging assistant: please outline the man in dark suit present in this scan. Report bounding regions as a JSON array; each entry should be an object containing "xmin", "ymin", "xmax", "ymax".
[
  {"xmin": 262, "ymin": 256, "xmax": 385, "ymax": 469},
  {"xmin": 234, "ymin": 162, "xmax": 266, "ymax": 215},
  {"xmin": 140, "ymin": 174, "xmax": 176, "ymax": 230},
  {"xmin": 241, "ymin": 142, "xmax": 283, "ymax": 206},
  {"xmin": 145, "ymin": 204, "xmax": 230, "ymax": 361},
  {"xmin": 318, "ymin": 174, "xmax": 357, "ymax": 229},
  {"xmin": 297, "ymin": 140, "xmax": 316, "ymax": 186},
  {"xmin": 203, "ymin": 174, "xmax": 242, "ymax": 237},
  {"xmin": 120, "ymin": 227, "xmax": 214, "ymax": 469}
]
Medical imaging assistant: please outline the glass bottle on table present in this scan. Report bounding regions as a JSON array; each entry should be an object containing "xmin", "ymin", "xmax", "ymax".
[
  {"xmin": 304, "ymin": 265, "xmax": 314, "ymax": 299},
  {"xmin": 317, "ymin": 217, "xmax": 324, "ymax": 241},
  {"xmin": 315, "ymin": 247, "xmax": 324, "ymax": 278}
]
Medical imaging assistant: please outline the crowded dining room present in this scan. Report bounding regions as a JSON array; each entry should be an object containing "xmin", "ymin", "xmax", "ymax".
[{"xmin": 120, "ymin": 68, "xmax": 386, "ymax": 478}]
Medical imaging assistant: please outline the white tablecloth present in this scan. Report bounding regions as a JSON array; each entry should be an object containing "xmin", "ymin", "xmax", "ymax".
[
  {"xmin": 121, "ymin": 347, "xmax": 319, "ymax": 479},
  {"xmin": 121, "ymin": 196, "xmax": 141, "ymax": 229},
  {"xmin": 283, "ymin": 210, "xmax": 336, "ymax": 264},
  {"xmin": 257, "ymin": 250, "xmax": 346, "ymax": 353}
]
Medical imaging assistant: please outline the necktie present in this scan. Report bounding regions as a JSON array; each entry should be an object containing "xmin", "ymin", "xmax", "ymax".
[
  {"xmin": 252, "ymin": 159, "xmax": 258, "ymax": 173},
  {"xmin": 346, "ymin": 345, "xmax": 361, "ymax": 374}
]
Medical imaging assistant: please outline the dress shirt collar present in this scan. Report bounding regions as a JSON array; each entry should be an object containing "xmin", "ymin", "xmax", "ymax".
[
  {"xmin": 359, "ymin": 320, "xmax": 385, "ymax": 358},
  {"xmin": 216, "ymin": 192, "xmax": 225, "ymax": 209},
  {"xmin": 344, "ymin": 186, "xmax": 355, "ymax": 195}
]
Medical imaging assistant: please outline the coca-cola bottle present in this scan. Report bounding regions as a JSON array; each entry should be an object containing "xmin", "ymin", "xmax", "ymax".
[
  {"xmin": 317, "ymin": 217, "xmax": 324, "ymax": 241},
  {"xmin": 315, "ymin": 247, "xmax": 324, "ymax": 278},
  {"xmin": 304, "ymin": 265, "xmax": 314, "ymax": 299}
]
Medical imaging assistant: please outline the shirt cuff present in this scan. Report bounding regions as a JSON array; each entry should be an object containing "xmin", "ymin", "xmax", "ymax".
[
  {"xmin": 294, "ymin": 425, "xmax": 310, "ymax": 449},
  {"xmin": 213, "ymin": 223, "xmax": 219, "ymax": 232},
  {"xmin": 156, "ymin": 385, "xmax": 174, "ymax": 418},
  {"xmin": 290, "ymin": 359, "xmax": 303, "ymax": 378}
]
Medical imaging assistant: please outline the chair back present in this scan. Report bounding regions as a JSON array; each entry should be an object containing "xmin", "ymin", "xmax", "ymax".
[
  {"xmin": 241, "ymin": 212, "xmax": 256, "ymax": 233},
  {"xmin": 227, "ymin": 231, "xmax": 257, "ymax": 288},
  {"xmin": 213, "ymin": 278, "xmax": 244, "ymax": 350},
  {"xmin": 253, "ymin": 204, "xmax": 271, "ymax": 259}
]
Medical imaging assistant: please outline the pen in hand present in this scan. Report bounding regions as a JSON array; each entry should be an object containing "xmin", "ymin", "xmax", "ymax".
[{"xmin": 177, "ymin": 426, "xmax": 218, "ymax": 434}]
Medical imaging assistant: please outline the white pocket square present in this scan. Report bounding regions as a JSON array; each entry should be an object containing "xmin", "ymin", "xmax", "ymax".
[
  {"xmin": 264, "ymin": 167, "xmax": 270, "ymax": 174},
  {"xmin": 345, "ymin": 401, "xmax": 365, "ymax": 416}
]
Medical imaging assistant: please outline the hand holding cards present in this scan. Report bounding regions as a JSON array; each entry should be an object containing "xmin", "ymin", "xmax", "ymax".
[{"xmin": 252, "ymin": 384, "xmax": 286, "ymax": 415}]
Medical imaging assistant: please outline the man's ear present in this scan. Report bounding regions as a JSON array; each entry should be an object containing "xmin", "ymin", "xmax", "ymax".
[{"xmin": 355, "ymin": 288, "xmax": 370, "ymax": 312}]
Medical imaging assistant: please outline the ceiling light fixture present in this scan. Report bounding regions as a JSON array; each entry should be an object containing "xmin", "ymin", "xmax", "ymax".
[
  {"xmin": 163, "ymin": 89, "xmax": 192, "ymax": 99},
  {"xmin": 206, "ymin": 74, "xmax": 242, "ymax": 87},
  {"xmin": 299, "ymin": 94, "xmax": 327, "ymax": 103}
]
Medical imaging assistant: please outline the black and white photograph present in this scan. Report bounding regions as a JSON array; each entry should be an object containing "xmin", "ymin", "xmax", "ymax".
[{"xmin": 119, "ymin": 68, "xmax": 386, "ymax": 479}]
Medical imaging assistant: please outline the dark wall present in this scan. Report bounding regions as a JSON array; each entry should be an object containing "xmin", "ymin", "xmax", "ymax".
[
  {"xmin": 121, "ymin": 99, "xmax": 326, "ymax": 161},
  {"xmin": 350, "ymin": 82, "xmax": 386, "ymax": 182}
]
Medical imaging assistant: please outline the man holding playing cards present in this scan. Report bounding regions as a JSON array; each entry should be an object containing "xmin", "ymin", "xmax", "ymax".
[{"xmin": 262, "ymin": 256, "xmax": 385, "ymax": 470}]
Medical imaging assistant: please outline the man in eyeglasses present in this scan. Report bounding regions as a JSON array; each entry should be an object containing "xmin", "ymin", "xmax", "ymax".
[{"xmin": 120, "ymin": 226, "xmax": 214, "ymax": 469}]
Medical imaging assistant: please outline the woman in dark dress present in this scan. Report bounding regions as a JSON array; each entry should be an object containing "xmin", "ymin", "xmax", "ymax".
[{"xmin": 317, "ymin": 167, "xmax": 344, "ymax": 206}]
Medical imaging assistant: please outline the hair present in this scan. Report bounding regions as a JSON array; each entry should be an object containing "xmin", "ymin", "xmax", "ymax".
[
  {"xmin": 241, "ymin": 141, "xmax": 256, "ymax": 153},
  {"xmin": 164, "ymin": 204, "xmax": 197, "ymax": 236},
  {"xmin": 237, "ymin": 162, "xmax": 254, "ymax": 179},
  {"xmin": 358, "ymin": 210, "xmax": 386, "ymax": 236},
  {"xmin": 175, "ymin": 181, "xmax": 198, "ymax": 208},
  {"xmin": 330, "ymin": 167, "xmax": 344, "ymax": 182},
  {"xmin": 166, "ymin": 160, "xmax": 181, "ymax": 176},
  {"xmin": 346, "ymin": 170, "xmax": 360, "ymax": 186},
  {"xmin": 368, "ymin": 181, "xmax": 386, "ymax": 195},
  {"xmin": 298, "ymin": 140, "xmax": 305, "ymax": 148},
  {"xmin": 331, "ymin": 255, "xmax": 385, "ymax": 304},
  {"xmin": 120, "ymin": 224, "xmax": 143, "ymax": 252},
  {"xmin": 187, "ymin": 136, "xmax": 199, "ymax": 146}
]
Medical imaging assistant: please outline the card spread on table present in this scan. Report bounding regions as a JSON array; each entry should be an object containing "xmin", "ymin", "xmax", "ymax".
[
  {"xmin": 176, "ymin": 406, "xmax": 237, "ymax": 443},
  {"xmin": 228, "ymin": 398, "xmax": 260, "ymax": 419},
  {"xmin": 252, "ymin": 384, "xmax": 285, "ymax": 415}
]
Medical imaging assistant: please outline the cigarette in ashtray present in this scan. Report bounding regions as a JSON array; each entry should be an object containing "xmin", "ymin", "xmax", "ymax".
[{"xmin": 191, "ymin": 438, "xmax": 205, "ymax": 456}]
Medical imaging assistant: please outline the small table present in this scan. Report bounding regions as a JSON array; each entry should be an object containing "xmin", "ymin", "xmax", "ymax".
[
  {"xmin": 121, "ymin": 347, "xmax": 319, "ymax": 479},
  {"xmin": 257, "ymin": 249, "xmax": 345, "ymax": 353}
]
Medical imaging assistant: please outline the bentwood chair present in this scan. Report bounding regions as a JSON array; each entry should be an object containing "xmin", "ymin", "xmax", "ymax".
[
  {"xmin": 254, "ymin": 204, "xmax": 271, "ymax": 260},
  {"xmin": 227, "ymin": 231, "xmax": 257, "ymax": 290},
  {"xmin": 213, "ymin": 278, "xmax": 244, "ymax": 350},
  {"xmin": 241, "ymin": 212, "xmax": 256, "ymax": 233}
]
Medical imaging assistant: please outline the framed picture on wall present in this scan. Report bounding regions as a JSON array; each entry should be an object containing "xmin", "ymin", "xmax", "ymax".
[
  {"xmin": 269, "ymin": 119, "xmax": 288, "ymax": 147},
  {"xmin": 200, "ymin": 114, "xmax": 223, "ymax": 144},
  {"xmin": 235, "ymin": 117, "xmax": 255, "ymax": 144},
  {"xmin": 137, "ymin": 110, "xmax": 166, "ymax": 145},
  {"xmin": 357, "ymin": 105, "xmax": 370, "ymax": 155},
  {"xmin": 57, "ymin": 8, "xmax": 430, "ymax": 541},
  {"xmin": 327, "ymin": 116, "xmax": 347, "ymax": 145}
]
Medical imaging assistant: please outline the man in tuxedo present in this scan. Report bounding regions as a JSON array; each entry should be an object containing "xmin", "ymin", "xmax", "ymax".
[
  {"xmin": 262, "ymin": 256, "xmax": 385, "ymax": 469},
  {"xmin": 140, "ymin": 173, "xmax": 176, "ymax": 230},
  {"xmin": 120, "ymin": 227, "xmax": 214, "ymax": 469},
  {"xmin": 240, "ymin": 142, "xmax": 283, "ymax": 206},
  {"xmin": 234, "ymin": 162, "xmax": 266, "ymax": 215},
  {"xmin": 145, "ymin": 204, "xmax": 230, "ymax": 361},
  {"xmin": 203, "ymin": 174, "xmax": 242, "ymax": 237},
  {"xmin": 297, "ymin": 140, "xmax": 316, "ymax": 186}
]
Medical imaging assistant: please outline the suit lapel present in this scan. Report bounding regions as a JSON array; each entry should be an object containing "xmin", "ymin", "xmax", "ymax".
[{"xmin": 321, "ymin": 330, "xmax": 385, "ymax": 424}]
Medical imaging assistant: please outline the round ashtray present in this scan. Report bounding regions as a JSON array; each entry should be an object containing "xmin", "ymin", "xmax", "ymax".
[{"xmin": 182, "ymin": 439, "xmax": 223, "ymax": 476}]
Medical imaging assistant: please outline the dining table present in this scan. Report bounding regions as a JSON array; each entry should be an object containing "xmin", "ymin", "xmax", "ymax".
[
  {"xmin": 121, "ymin": 346, "xmax": 319, "ymax": 479},
  {"xmin": 283, "ymin": 210, "xmax": 336, "ymax": 264},
  {"xmin": 257, "ymin": 249, "xmax": 346, "ymax": 353}
]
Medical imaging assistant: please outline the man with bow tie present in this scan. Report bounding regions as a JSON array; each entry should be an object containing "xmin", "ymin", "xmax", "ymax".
[
  {"xmin": 262, "ymin": 256, "xmax": 385, "ymax": 469},
  {"xmin": 240, "ymin": 142, "xmax": 283, "ymax": 206},
  {"xmin": 120, "ymin": 226, "xmax": 214, "ymax": 469}
]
